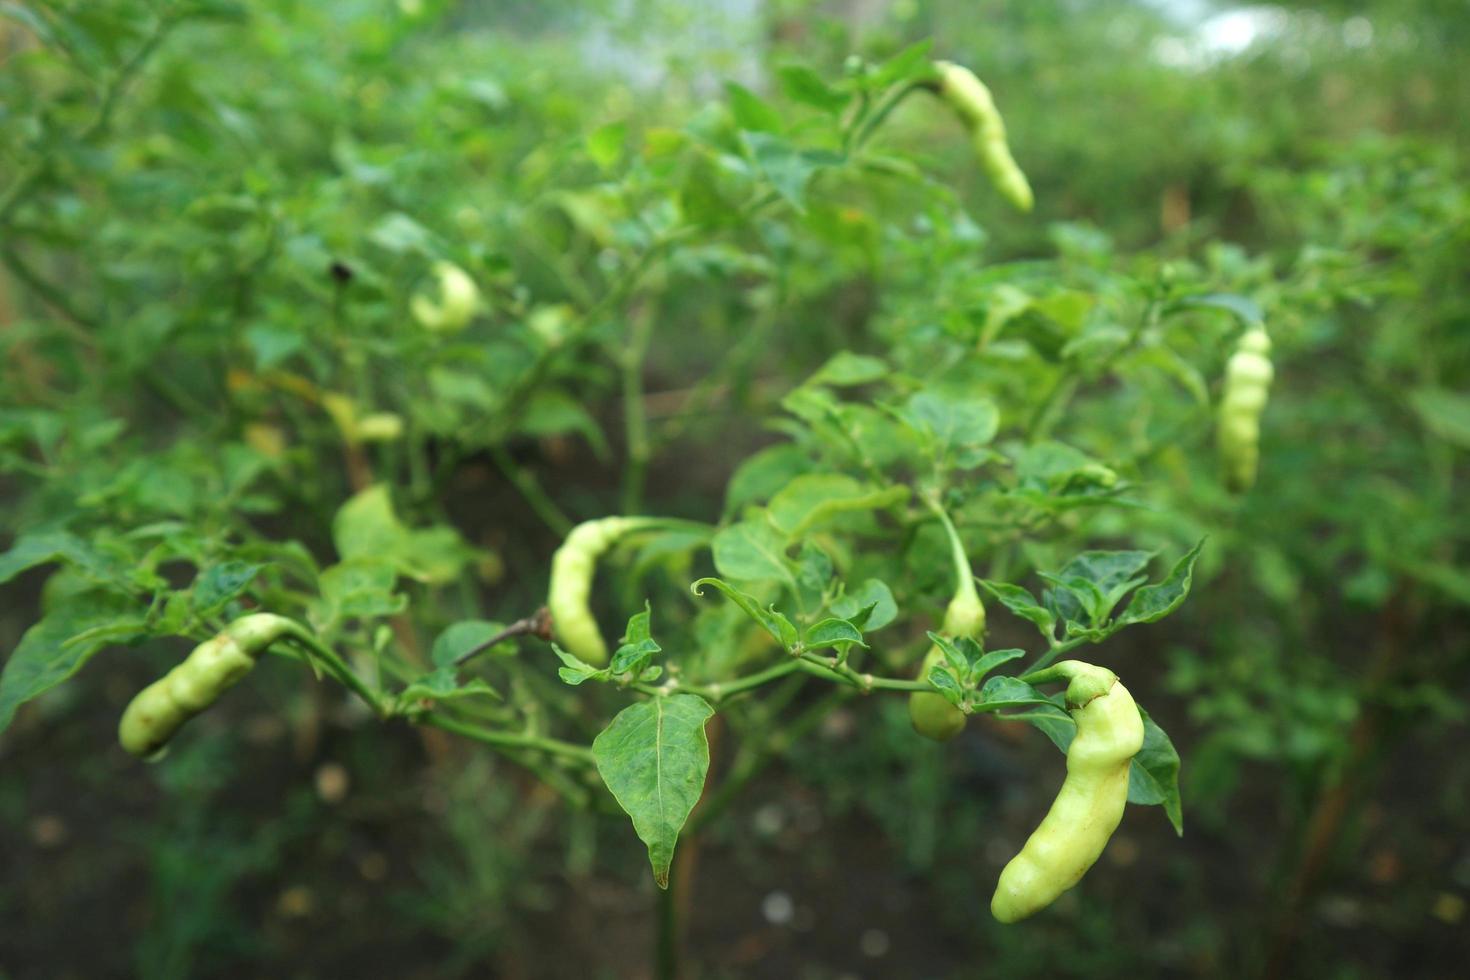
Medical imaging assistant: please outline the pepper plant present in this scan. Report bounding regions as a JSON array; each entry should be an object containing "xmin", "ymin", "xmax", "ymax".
[{"xmin": 0, "ymin": 2, "xmax": 1290, "ymax": 970}]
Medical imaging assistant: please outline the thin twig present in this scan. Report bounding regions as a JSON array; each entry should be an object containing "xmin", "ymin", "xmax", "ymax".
[
  {"xmin": 621, "ymin": 306, "xmax": 653, "ymax": 514},
  {"xmin": 0, "ymin": 249, "xmax": 97, "ymax": 335},
  {"xmin": 418, "ymin": 711, "xmax": 595, "ymax": 765},
  {"xmin": 453, "ymin": 607, "xmax": 554, "ymax": 667}
]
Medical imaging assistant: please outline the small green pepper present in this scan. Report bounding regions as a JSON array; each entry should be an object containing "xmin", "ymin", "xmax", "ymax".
[
  {"xmin": 909, "ymin": 504, "xmax": 985, "ymax": 741},
  {"xmin": 119, "ymin": 614, "xmax": 299, "ymax": 758},
  {"xmin": 548, "ymin": 517, "xmax": 646, "ymax": 666},
  {"xmin": 1218, "ymin": 326, "xmax": 1273, "ymax": 492},
  {"xmin": 934, "ymin": 60, "xmax": 1034, "ymax": 212},
  {"xmin": 991, "ymin": 660, "xmax": 1145, "ymax": 923}
]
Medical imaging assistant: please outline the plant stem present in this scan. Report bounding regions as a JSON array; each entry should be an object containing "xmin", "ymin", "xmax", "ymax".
[
  {"xmin": 424, "ymin": 715, "xmax": 596, "ymax": 809},
  {"xmin": 1019, "ymin": 634, "xmax": 1093, "ymax": 675},
  {"xmin": 840, "ymin": 88, "xmax": 872, "ymax": 156},
  {"xmin": 418, "ymin": 712, "xmax": 595, "ymax": 765},
  {"xmin": 652, "ymin": 299, "xmax": 781, "ymax": 447},
  {"xmin": 656, "ymin": 865, "xmax": 679, "ymax": 980},
  {"xmin": 796, "ymin": 653, "xmax": 930, "ymax": 693},
  {"xmin": 490, "ymin": 229, "xmax": 690, "ymax": 443},
  {"xmin": 926, "ymin": 493, "xmax": 981, "ymax": 617},
  {"xmin": 636, "ymin": 650, "xmax": 930, "ymax": 704},
  {"xmin": 491, "ymin": 446, "xmax": 575, "ymax": 537},
  {"xmin": 621, "ymin": 307, "xmax": 653, "ymax": 515},
  {"xmin": 280, "ymin": 630, "xmax": 390, "ymax": 716},
  {"xmin": 850, "ymin": 81, "xmax": 925, "ymax": 153},
  {"xmin": 1028, "ymin": 299, "xmax": 1160, "ymax": 441},
  {"xmin": 697, "ymin": 659, "xmax": 802, "ymax": 700}
]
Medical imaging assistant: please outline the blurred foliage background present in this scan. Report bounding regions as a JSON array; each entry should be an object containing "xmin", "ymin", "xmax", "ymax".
[{"xmin": 2, "ymin": 0, "xmax": 1467, "ymax": 977}]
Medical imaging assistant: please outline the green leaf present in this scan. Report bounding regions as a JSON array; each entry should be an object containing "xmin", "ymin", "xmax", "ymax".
[
  {"xmin": 971, "ymin": 647, "xmax": 1026, "ymax": 681},
  {"xmin": 333, "ymin": 485, "xmax": 408, "ymax": 560},
  {"xmin": 928, "ymin": 633, "xmax": 977, "ymax": 676},
  {"xmin": 974, "ymin": 676, "xmax": 1066, "ymax": 713},
  {"xmin": 743, "ymin": 132, "xmax": 836, "ymax": 211},
  {"xmin": 1009, "ymin": 705, "xmax": 1076, "ymax": 748},
  {"xmin": 0, "ymin": 592, "xmax": 147, "ymax": 736},
  {"xmin": 1012, "ymin": 441, "xmax": 1118, "ymax": 496},
  {"xmin": 621, "ymin": 603, "xmax": 654, "ymax": 646},
  {"xmin": 793, "ymin": 541, "xmax": 834, "ymax": 611},
  {"xmin": 1408, "ymin": 388, "xmax": 1470, "ymax": 450},
  {"xmin": 1137, "ymin": 346, "xmax": 1210, "ymax": 407},
  {"xmin": 519, "ymin": 389, "xmax": 610, "ymax": 458},
  {"xmin": 978, "ymin": 283, "xmax": 1035, "ymax": 346},
  {"xmin": 725, "ymin": 82, "xmax": 783, "ymax": 133},
  {"xmin": 401, "ymin": 527, "xmax": 477, "ymax": 585},
  {"xmin": 1058, "ymin": 550, "xmax": 1154, "ymax": 597},
  {"xmin": 244, "ymin": 324, "xmax": 304, "ymax": 370},
  {"xmin": 0, "ymin": 531, "xmax": 123, "ymax": 587},
  {"xmin": 901, "ymin": 392, "xmax": 999, "ymax": 463},
  {"xmin": 869, "ymin": 39, "xmax": 934, "ymax": 87},
  {"xmin": 724, "ymin": 444, "xmax": 816, "ymax": 514},
  {"xmin": 552, "ymin": 644, "xmax": 609, "ymax": 686},
  {"xmin": 593, "ymin": 694, "xmax": 716, "ymax": 888},
  {"xmin": 1061, "ymin": 323, "xmax": 1131, "ymax": 364},
  {"xmin": 767, "ymin": 475, "xmax": 909, "ymax": 539},
  {"xmin": 610, "ymin": 604, "xmax": 661, "ymax": 675},
  {"xmin": 781, "ymin": 384, "xmax": 840, "ymax": 423},
  {"xmin": 586, "ymin": 121, "xmax": 627, "ymax": 171},
  {"xmin": 1174, "ymin": 292, "xmax": 1264, "ymax": 327},
  {"xmin": 1031, "ymin": 291, "xmax": 1097, "ymax": 333},
  {"xmin": 369, "ymin": 212, "xmax": 438, "ymax": 255},
  {"xmin": 629, "ymin": 527, "xmax": 711, "ymax": 583},
  {"xmin": 828, "ymin": 579, "xmax": 897, "ymax": 631},
  {"xmin": 1041, "ymin": 572, "xmax": 1110, "ymax": 634},
  {"xmin": 315, "ymin": 558, "xmax": 406, "ymax": 622},
  {"xmin": 807, "ymin": 351, "xmax": 889, "ymax": 387},
  {"xmin": 611, "ymin": 638, "xmax": 662, "ymax": 675},
  {"xmin": 399, "ymin": 667, "xmax": 500, "ymax": 705},
  {"xmin": 777, "ymin": 65, "xmax": 848, "ymax": 114},
  {"xmin": 802, "ymin": 618, "xmax": 866, "ymax": 652},
  {"xmin": 1116, "ymin": 540, "xmax": 1205, "ymax": 626},
  {"xmin": 191, "ymin": 561, "xmax": 264, "ymax": 617},
  {"xmin": 1043, "ymin": 550, "xmax": 1153, "ymax": 627},
  {"xmin": 924, "ymin": 663, "xmax": 964, "ymax": 706},
  {"xmin": 979, "ymin": 581, "xmax": 1057, "ymax": 638},
  {"xmin": 711, "ymin": 519, "xmax": 794, "ymax": 586},
  {"xmin": 678, "ymin": 153, "xmax": 745, "ymax": 229},
  {"xmin": 1127, "ymin": 708, "xmax": 1184, "ymax": 836},
  {"xmin": 332, "ymin": 485, "xmax": 473, "ymax": 586},
  {"xmin": 690, "ymin": 577, "xmax": 797, "ymax": 651}
]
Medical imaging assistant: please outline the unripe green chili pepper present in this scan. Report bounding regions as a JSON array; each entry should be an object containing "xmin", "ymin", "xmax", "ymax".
[
  {"xmin": 1217, "ymin": 326, "xmax": 1273, "ymax": 493},
  {"xmin": 909, "ymin": 588, "xmax": 985, "ymax": 741},
  {"xmin": 354, "ymin": 412, "xmax": 405, "ymax": 443},
  {"xmin": 990, "ymin": 660, "xmax": 1144, "ymax": 923},
  {"xmin": 548, "ymin": 517, "xmax": 650, "ymax": 666},
  {"xmin": 909, "ymin": 503, "xmax": 985, "ymax": 741},
  {"xmin": 933, "ymin": 61, "xmax": 1034, "ymax": 212},
  {"xmin": 118, "ymin": 614, "xmax": 299, "ymax": 758},
  {"xmin": 410, "ymin": 261, "xmax": 481, "ymax": 334}
]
